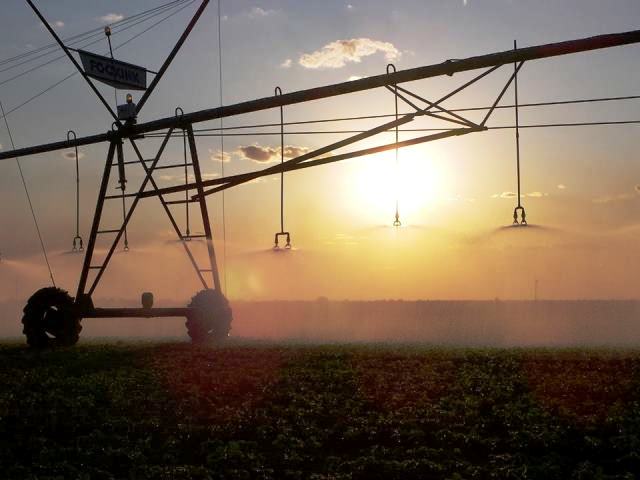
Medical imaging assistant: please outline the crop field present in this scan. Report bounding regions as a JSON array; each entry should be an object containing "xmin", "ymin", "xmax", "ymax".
[{"xmin": 1, "ymin": 342, "xmax": 640, "ymax": 479}]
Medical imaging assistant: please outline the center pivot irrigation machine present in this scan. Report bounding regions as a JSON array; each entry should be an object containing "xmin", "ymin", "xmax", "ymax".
[{"xmin": 1, "ymin": 0, "xmax": 639, "ymax": 347}]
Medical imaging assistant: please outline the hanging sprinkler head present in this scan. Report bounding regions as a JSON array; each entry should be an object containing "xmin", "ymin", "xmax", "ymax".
[
  {"xmin": 72, "ymin": 236, "xmax": 84, "ymax": 252},
  {"xmin": 513, "ymin": 206, "xmax": 527, "ymax": 226},
  {"xmin": 274, "ymin": 232, "xmax": 292, "ymax": 250},
  {"xmin": 393, "ymin": 211, "xmax": 402, "ymax": 227}
]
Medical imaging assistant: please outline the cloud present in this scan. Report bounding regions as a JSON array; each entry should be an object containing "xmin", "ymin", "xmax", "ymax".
[
  {"xmin": 526, "ymin": 191, "xmax": 547, "ymax": 198},
  {"xmin": 53, "ymin": 20, "xmax": 64, "ymax": 28},
  {"xmin": 208, "ymin": 149, "xmax": 231, "ymax": 163},
  {"xmin": 282, "ymin": 145, "xmax": 311, "ymax": 158},
  {"xmin": 492, "ymin": 191, "xmax": 517, "ymax": 199},
  {"xmin": 491, "ymin": 191, "xmax": 548, "ymax": 199},
  {"xmin": 557, "ymin": 184, "xmax": 567, "ymax": 190},
  {"xmin": 346, "ymin": 4, "xmax": 354, "ymax": 10},
  {"xmin": 299, "ymin": 38, "xmax": 400, "ymax": 69},
  {"xmin": 236, "ymin": 144, "xmax": 311, "ymax": 163},
  {"xmin": 249, "ymin": 7, "xmax": 275, "ymax": 18},
  {"xmin": 348, "ymin": 75, "xmax": 362, "ymax": 81},
  {"xmin": 238, "ymin": 145, "xmax": 277, "ymax": 163},
  {"xmin": 61, "ymin": 150, "xmax": 85, "ymax": 160},
  {"xmin": 99, "ymin": 13, "xmax": 124, "ymax": 23},
  {"xmin": 280, "ymin": 58, "xmax": 292, "ymax": 68}
]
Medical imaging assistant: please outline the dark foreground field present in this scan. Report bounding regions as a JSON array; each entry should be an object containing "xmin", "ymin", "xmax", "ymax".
[{"xmin": 1, "ymin": 342, "xmax": 640, "ymax": 479}]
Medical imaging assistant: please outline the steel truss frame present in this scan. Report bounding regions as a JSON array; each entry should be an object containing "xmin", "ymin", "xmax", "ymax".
[
  {"xmin": 75, "ymin": 126, "xmax": 220, "ymax": 319},
  {"xmin": 3, "ymin": 3, "xmax": 640, "ymax": 320},
  {"xmin": 79, "ymin": 59, "xmax": 522, "ymax": 317}
]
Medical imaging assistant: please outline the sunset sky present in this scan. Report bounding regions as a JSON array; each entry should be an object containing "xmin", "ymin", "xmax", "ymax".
[{"xmin": 1, "ymin": 0, "xmax": 640, "ymax": 304}]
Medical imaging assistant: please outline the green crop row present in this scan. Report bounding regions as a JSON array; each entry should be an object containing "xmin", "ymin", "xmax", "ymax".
[{"xmin": 1, "ymin": 343, "xmax": 640, "ymax": 479}]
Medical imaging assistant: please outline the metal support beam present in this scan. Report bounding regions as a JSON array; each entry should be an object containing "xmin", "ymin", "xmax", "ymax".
[
  {"xmin": 135, "ymin": 0, "xmax": 210, "ymax": 114},
  {"xmin": 231, "ymin": 128, "xmax": 484, "ymax": 180},
  {"xmin": 391, "ymin": 84, "xmax": 480, "ymax": 128},
  {"xmin": 76, "ymin": 141, "xmax": 116, "ymax": 300},
  {"xmin": 198, "ymin": 114, "xmax": 416, "ymax": 197},
  {"xmin": 86, "ymin": 307, "xmax": 194, "ymax": 318},
  {"xmin": 2, "ymin": 29, "xmax": 640, "ymax": 162},
  {"xmin": 386, "ymin": 87, "xmax": 475, "ymax": 127},
  {"xmin": 198, "ymin": 127, "xmax": 485, "ymax": 197},
  {"xmin": 137, "ymin": 126, "xmax": 484, "ymax": 201},
  {"xmin": 0, "ymin": 132, "xmax": 116, "ymax": 161},
  {"xmin": 139, "ymin": 66, "xmax": 499, "ymax": 200},
  {"xmin": 481, "ymin": 62, "xmax": 525, "ymax": 126},
  {"xmin": 186, "ymin": 124, "xmax": 221, "ymax": 291},
  {"xmin": 131, "ymin": 29, "xmax": 640, "ymax": 137}
]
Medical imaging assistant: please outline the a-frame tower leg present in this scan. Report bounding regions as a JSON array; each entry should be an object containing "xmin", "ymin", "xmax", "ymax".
[
  {"xmin": 76, "ymin": 141, "xmax": 116, "ymax": 304},
  {"xmin": 186, "ymin": 124, "xmax": 222, "ymax": 292}
]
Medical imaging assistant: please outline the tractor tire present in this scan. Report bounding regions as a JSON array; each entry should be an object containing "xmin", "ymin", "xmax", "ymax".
[
  {"xmin": 185, "ymin": 289, "xmax": 232, "ymax": 344},
  {"xmin": 22, "ymin": 287, "xmax": 82, "ymax": 348}
]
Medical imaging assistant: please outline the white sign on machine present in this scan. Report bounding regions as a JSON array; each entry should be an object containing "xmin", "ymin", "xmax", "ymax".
[{"xmin": 78, "ymin": 50, "xmax": 147, "ymax": 91}]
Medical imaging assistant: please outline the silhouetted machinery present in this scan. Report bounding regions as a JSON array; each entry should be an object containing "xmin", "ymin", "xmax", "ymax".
[{"xmin": 3, "ymin": 1, "xmax": 640, "ymax": 347}]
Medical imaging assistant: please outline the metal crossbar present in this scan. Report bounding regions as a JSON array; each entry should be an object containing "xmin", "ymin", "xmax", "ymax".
[{"xmin": 1, "ymin": 30, "xmax": 640, "ymax": 162}]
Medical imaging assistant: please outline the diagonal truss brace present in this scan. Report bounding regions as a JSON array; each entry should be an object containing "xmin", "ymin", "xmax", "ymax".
[
  {"xmin": 387, "ymin": 85, "xmax": 480, "ymax": 128},
  {"xmin": 136, "ymin": 62, "xmax": 520, "ymax": 202},
  {"xmin": 128, "ymin": 139, "xmax": 208, "ymax": 289},
  {"xmin": 135, "ymin": 0, "xmax": 210, "ymax": 115},
  {"xmin": 83, "ymin": 129, "xmax": 174, "ymax": 297}
]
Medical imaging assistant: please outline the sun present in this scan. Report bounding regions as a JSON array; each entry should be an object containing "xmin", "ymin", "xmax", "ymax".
[{"xmin": 349, "ymin": 146, "xmax": 450, "ymax": 226}]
